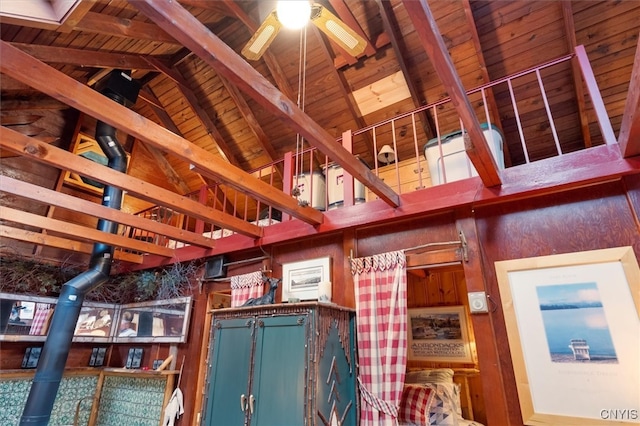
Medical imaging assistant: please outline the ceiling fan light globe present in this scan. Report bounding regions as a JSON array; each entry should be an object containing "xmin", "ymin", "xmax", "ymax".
[{"xmin": 276, "ymin": 0, "xmax": 311, "ymax": 29}]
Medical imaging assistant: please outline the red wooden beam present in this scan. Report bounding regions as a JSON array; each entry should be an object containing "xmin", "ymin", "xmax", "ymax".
[
  {"xmin": 617, "ymin": 36, "xmax": 640, "ymax": 157},
  {"xmin": 131, "ymin": 0, "xmax": 400, "ymax": 208},
  {"xmin": 138, "ymin": 144, "xmax": 640, "ymax": 269},
  {"xmin": 401, "ymin": 0, "xmax": 501, "ymax": 187}
]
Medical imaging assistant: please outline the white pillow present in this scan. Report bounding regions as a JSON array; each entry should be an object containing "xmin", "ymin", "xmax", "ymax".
[{"xmin": 405, "ymin": 368, "xmax": 454, "ymax": 384}]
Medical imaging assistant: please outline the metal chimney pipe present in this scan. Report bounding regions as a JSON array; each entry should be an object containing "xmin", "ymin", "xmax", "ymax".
[{"xmin": 20, "ymin": 72, "xmax": 137, "ymax": 425}]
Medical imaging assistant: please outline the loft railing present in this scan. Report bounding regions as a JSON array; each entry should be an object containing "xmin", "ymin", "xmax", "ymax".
[{"xmin": 127, "ymin": 46, "xmax": 614, "ymax": 250}]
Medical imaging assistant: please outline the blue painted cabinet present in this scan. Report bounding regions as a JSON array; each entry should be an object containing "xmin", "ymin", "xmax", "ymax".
[{"xmin": 202, "ymin": 302, "xmax": 357, "ymax": 426}]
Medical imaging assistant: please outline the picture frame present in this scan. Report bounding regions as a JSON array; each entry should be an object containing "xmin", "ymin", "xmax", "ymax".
[
  {"xmin": 125, "ymin": 347, "xmax": 144, "ymax": 369},
  {"xmin": 89, "ymin": 347, "xmax": 107, "ymax": 367},
  {"xmin": 407, "ymin": 305, "xmax": 474, "ymax": 363},
  {"xmin": 21, "ymin": 346, "xmax": 42, "ymax": 369},
  {"xmin": 281, "ymin": 257, "xmax": 331, "ymax": 301},
  {"xmin": 495, "ymin": 246, "xmax": 640, "ymax": 425}
]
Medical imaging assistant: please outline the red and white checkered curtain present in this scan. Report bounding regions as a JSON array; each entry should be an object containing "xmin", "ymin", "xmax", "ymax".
[
  {"xmin": 29, "ymin": 303, "xmax": 52, "ymax": 335},
  {"xmin": 230, "ymin": 271, "xmax": 264, "ymax": 307},
  {"xmin": 351, "ymin": 250, "xmax": 407, "ymax": 426}
]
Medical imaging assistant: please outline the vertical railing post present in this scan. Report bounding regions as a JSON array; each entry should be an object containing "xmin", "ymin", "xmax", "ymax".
[
  {"xmin": 282, "ymin": 151, "xmax": 294, "ymax": 222},
  {"xmin": 341, "ymin": 130, "xmax": 355, "ymax": 208},
  {"xmin": 575, "ymin": 45, "xmax": 617, "ymax": 145},
  {"xmin": 194, "ymin": 185, "xmax": 207, "ymax": 234}
]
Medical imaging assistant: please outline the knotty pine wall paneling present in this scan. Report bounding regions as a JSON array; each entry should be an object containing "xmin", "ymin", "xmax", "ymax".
[{"xmin": 474, "ymin": 180, "xmax": 640, "ymax": 425}]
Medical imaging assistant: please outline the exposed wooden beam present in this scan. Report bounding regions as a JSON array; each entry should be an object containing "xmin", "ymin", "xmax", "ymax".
[
  {"xmin": 561, "ymin": 1, "xmax": 593, "ymax": 149},
  {"xmin": 310, "ymin": 25, "xmax": 374, "ymax": 158},
  {"xmin": 144, "ymin": 56, "xmax": 240, "ymax": 166},
  {"xmin": 133, "ymin": 0, "xmax": 399, "ymax": 207},
  {"xmin": 0, "ymin": 176, "xmax": 217, "ymax": 249},
  {"xmin": 0, "ymin": 40, "xmax": 324, "ymax": 225},
  {"xmin": 1, "ymin": 98, "xmax": 68, "ymax": 111},
  {"xmin": 221, "ymin": 0, "xmax": 295, "ymax": 101},
  {"xmin": 327, "ymin": 0, "xmax": 376, "ymax": 58},
  {"xmin": 617, "ymin": 35, "xmax": 640, "ymax": 157},
  {"xmin": 11, "ymin": 42, "xmax": 157, "ymax": 70},
  {"xmin": 375, "ymin": 0, "xmax": 436, "ymax": 140},
  {"xmin": 0, "ymin": 225, "xmax": 144, "ymax": 264},
  {"xmin": 461, "ymin": 0, "xmax": 509, "ymax": 166},
  {"xmin": 406, "ymin": 247, "xmax": 464, "ymax": 269},
  {"xmin": 137, "ymin": 87, "xmax": 233, "ymax": 214},
  {"xmin": 0, "ymin": 126, "xmax": 263, "ymax": 238},
  {"xmin": 217, "ymin": 73, "xmax": 279, "ymax": 163},
  {"xmin": 74, "ymin": 11, "xmax": 177, "ymax": 44},
  {"xmin": 139, "ymin": 145, "xmax": 640, "ymax": 269},
  {"xmin": 177, "ymin": 0, "xmax": 232, "ymax": 15},
  {"xmin": 0, "ymin": 206, "xmax": 175, "ymax": 258},
  {"xmin": 56, "ymin": 0, "xmax": 96, "ymax": 33},
  {"xmin": 402, "ymin": 0, "xmax": 501, "ymax": 187}
]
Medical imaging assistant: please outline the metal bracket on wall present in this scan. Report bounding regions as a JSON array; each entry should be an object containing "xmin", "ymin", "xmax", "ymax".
[{"xmin": 459, "ymin": 230, "xmax": 468, "ymax": 262}]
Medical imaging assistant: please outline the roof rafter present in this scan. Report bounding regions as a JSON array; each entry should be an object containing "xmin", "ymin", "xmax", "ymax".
[
  {"xmin": 617, "ymin": 36, "xmax": 640, "ymax": 157},
  {"xmin": 144, "ymin": 56, "xmax": 241, "ymax": 166},
  {"xmin": 375, "ymin": 0, "xmax": 436, "ymax": 140},
  {"xmin": 402, "ymin": 0, "xmax": 501, "ymax": 187},
  {"xmin": 133, "ymin": 0, "xmax": 400, "ymax": 207},
  {"xmin": 0, "ymin": 40, "xmax": 325, "ymax": 225},
  {"xmin": 11, "ymin": 42, "xmax": 158, "ymax": 70},
  {"xmin": 74, "ymin": 10, "xmax": 177, "ymax": 44},
  {"xmin": 221, "ymin": 0, "xmax": 295, "ymax": 101},
  {"xmin": 0, "ymin": 126, "xmax": 264, "ymax": 237}
]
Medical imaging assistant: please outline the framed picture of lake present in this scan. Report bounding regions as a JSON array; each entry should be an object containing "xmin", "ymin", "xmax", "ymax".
[
  {"xmin": 281, "ymin": 257, "xmax": 331, "ymax": 301},
  {"xmin": 407, "ymin": 305, "xmax": 474, "ymax": 363},
  {"xmin": 495, "ymin": 246, "xmax": 640, "ymax": 425}
]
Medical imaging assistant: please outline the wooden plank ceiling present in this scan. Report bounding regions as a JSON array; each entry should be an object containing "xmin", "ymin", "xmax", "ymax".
[{"xmin": 0, "ymin": 0, "xmax": 638, "ymax": 268}]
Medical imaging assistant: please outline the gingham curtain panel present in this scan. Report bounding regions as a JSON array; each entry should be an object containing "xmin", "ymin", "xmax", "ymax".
[
  {"xmin": 230, "ymin": 271, "xmax": 264, "ymax": 307},
  {"xmin": 29, "ymin": 303, "xmax": 52, "ymax": 335},
  {"xmin": 351, "ymin": 250, "xmax": 408, "ymax": 425}
]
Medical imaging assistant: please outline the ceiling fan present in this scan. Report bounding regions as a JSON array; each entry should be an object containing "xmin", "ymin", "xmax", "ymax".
[{"xmin": 241, "ymin": 1, "xmax": 368, "ymax": 61}]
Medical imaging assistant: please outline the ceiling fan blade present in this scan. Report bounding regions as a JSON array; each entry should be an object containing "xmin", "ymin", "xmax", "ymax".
[
  {"xmin": 241, "ymin": 11, "xmax": 282, "ymax": 61},
  {"xmin": 310, "ymin": 4, "xmax": 367, "ymax": 58}
]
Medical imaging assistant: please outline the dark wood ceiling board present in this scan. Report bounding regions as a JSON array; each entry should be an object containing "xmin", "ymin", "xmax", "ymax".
[
  {"xmin": 2, "ymin": 24, "xmax": 43, "ymax": 45},
  {"xmin": 127, "ymin": 141, "xmax": 181, "ymax": 192},
  {"xmin": 572, "ymin": 0, "xmax": 640, "ymax": 27},
  {"xmin": 0, "ymin": 126, "xmax": 264, "ymax": 237},
  {"xmin": 0, "ymin": 225, "xmax": 144, "ymax": 264},
  {"xmin": 587, "ymin": 42, "xmax": 637, "ymax": 76},
  {"xmin": 327, "ymin": 0, "xmax": 375, "ymax": 57},
  {"xmin": 471, "ymin": 1, "xmax": 549, "ymax": 35},
  {"xmin": 0, "ymin": 42, "xmax": 323, "ymax": 224},
  {"xmin": 132, "ymin": 0, "xmax": 398, "ymax": 206},
  {"xmin": 10, "ymin": 42, "xmax": 157, "ymax": 70},
  {"xmin": 220, "ymin": 0, "xmax": 296, "ymax": 101},
  {"xmin": 304, "ymin": 24, "xmax": 368, "ymax": 168},
  {"xmin": 402, "ymin": 0, "xmax": 501, "ymax": 187},
  {"xmin": 218, "ymin": 75, "xmax": 280, "ymax": 163},
  {"xmin": 574, "ymin": 11, "xmax": 639, "ymax": 50},
  {"xmin": 340, "ymin": 45, "xmax": 400, "ymax": 94},
  {"xmin": 144, "ymin": 56, "xmax": 242, "ymax": 166},
  {"xmin": 375, "ymin": 0, "xmax": 437, "ymax": 139},
  {"xmin": 74, "ymin": 11, "xmax": 177, "ymax": 44},
  {"xmin": 177, "ymin": 0, "xmax": 232, "ymax": 15}
]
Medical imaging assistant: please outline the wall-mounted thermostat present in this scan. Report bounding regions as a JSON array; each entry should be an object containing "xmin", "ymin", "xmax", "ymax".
[{"xmin": 468, "ymin": 291, "xmax": 489, "ymax": 313}]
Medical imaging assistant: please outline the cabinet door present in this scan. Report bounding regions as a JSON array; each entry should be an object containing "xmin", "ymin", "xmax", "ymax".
[
  {"xmin": 204, "ymin": 317, "xmax": 254, "ymax": 426},
  {"xmin": 249, "ymin": 314, "xmax": 309, "ymax": 426}
]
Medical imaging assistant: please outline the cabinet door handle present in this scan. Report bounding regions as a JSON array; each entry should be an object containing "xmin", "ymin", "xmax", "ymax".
[
  {"xmin": 249, "ymin": 394, "xmax": 255, "ymax": 414},
  {"xmin": 240, "ymin": 394, "xmax": 247, "ymax": 412}
]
